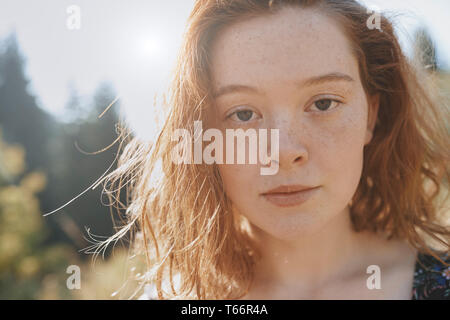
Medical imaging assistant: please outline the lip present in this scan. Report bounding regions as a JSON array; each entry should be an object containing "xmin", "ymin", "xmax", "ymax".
[{"xmin": 261, "ymin": 185, "xmax": 320, "ymax": 208}]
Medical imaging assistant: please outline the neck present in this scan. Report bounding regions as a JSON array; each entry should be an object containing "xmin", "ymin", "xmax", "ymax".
[{"xmin": 249, "ymin": 205, "xmax": 380, "ymax": 289}]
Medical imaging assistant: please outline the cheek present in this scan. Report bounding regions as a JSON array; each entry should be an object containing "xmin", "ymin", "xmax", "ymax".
[
  {"xmin": 217, "ymin": 163, "xmax": 260, "ymax": 205},
  {"xmin": 216, "ymin": 126, "xmax": 262, "ymax": 195},
  {"xmin": 314, "ymin": 102, "xmax": 368, "ymax": 199},
  {"xmin": 217, "ymin": 163, "xmax": 262, "ymax": 220}
]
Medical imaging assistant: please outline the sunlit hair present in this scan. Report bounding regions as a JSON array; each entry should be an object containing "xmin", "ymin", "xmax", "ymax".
[{"xmin": 97, "ymin": 0, "xmax": 450, "ymax": 299}]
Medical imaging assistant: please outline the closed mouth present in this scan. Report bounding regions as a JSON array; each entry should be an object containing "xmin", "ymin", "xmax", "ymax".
[{"xmin": 261, "ymin": 186, "xmax": 320, "ymax": 207}]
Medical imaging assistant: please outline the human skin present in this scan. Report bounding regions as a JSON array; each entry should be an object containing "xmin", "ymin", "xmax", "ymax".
[{"xmin": 206, "ymin": 6, "xmax": 417, "ymax": 299}]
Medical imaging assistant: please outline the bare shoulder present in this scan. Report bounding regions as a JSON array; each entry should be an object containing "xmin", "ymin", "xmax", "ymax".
[{"xmin": 353, "ymin": 234, "xmax": 418, "ymax": 299}]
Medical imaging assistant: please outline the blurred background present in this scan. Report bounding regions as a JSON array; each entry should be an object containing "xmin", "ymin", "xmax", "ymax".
[{"xmin": 0, "ymin": 0, "xmax": 449, "ymax": 299}]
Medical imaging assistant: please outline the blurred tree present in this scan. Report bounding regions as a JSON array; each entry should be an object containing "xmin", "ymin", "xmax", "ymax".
[
  {"xmin": 0, "ymin": 32, "xmax": 72, "ymax": 246},
  {"xmin": 413, "ymin": 27, "xmax": 438, "ymax": 72},
  {"xmin": 0, "ymin": 33, "xmax": 123, "ymax": 252},
  {"xmin": 0, "ymin": 32, "xmax": 141, "ymax": 300},
  {"xmin": 0, "ymin": 127, "xmax": 78, "ymax": 299},
  {"xmin": 0, "ymin": 32, "xmax": 55, "ymax": 171},
  {"xmin": 54, "ymin": 81, "xmax": 122, "ymax": 248},
  {"xmin": 63, "ymin": 80, "xmax": 84, "ymax": 127}
]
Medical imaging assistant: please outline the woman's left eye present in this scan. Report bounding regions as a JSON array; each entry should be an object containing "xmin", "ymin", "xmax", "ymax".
[{"xmin": 310, "ymin": 98, "xmax": 341, "ymax": 112}]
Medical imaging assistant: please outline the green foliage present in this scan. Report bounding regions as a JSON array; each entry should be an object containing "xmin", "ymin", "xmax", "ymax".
[
  {"xmin": 0, "ymin": 128, "xmax": 79, "ymax": 299},
  {"xmin": 0, "ymin": 33, "xmax": 139, "ymax": 299},
  {"xmin": 0, "ymin": 128, "xmax": 143, "ymax": 299},
  {"xmin": 0, "ymin": 33, "xmax": 120, "ymax": 247}
]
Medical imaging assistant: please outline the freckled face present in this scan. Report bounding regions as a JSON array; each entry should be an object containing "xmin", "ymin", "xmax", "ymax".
[{"xmin": 207, "ymin": 7, "xmax": 377, "ymax": 240}]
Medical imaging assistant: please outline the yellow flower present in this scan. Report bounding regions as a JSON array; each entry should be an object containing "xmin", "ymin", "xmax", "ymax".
[{"xmin": 20, "ymin": 171, "xmax": 47, "ymax": 194}]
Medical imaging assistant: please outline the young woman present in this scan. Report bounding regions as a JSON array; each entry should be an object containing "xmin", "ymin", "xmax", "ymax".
[{"xmin": 100, "ymin": 0, "xmax": 450, "ymax": 300}]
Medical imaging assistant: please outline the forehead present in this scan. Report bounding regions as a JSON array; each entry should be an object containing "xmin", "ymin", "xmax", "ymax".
[{"xmin": 209, "ymin": 6, "xmax": 359, "ymax": 90}]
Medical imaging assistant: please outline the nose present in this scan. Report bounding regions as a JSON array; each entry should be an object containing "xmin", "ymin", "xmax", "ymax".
[{"xmin": 270, "ymin": 117, "xmax": 309, "ymax": 171}]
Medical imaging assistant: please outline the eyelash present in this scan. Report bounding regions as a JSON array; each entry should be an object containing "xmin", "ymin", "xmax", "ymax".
[{"xmin": 225, "ymin": 97, "xmax": 343, "ymax": 122}]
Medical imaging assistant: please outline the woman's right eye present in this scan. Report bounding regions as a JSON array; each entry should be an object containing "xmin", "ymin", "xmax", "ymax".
[{"xmin": 226, "ymin": 109, "xmax": 258, "ymax": 122}]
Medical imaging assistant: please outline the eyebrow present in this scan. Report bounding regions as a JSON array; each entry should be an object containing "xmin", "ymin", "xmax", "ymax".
[{"xmin": 213, "ymin": 72, "xmax": 355, "ymax": 99}]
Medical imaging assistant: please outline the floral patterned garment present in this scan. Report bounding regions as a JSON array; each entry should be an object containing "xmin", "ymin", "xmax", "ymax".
[{"xmin": 411, "ymin": 251, "xmax": 450, "ymax": 300}]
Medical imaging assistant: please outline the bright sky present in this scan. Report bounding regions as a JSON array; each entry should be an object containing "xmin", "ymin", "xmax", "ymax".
[{"xmin": 0, "ymin": 0, "xmax": 449, "ymax": 140}]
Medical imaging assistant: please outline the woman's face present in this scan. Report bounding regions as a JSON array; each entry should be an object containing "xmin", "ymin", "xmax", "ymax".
[{"xmin": 207, "ymin": 6, "xmax": 378, "ymax": 240}]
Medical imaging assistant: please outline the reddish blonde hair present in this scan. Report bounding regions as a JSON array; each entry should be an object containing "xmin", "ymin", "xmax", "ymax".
[{"xmin": 99, "ymin": 0, "xmax": 449, "ymax": 299}]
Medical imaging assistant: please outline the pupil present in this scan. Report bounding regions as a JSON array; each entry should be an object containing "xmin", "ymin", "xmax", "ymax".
[
  {"xmin": 237, "ymin": 110, "xmax": 253, "ymax": 121},
  {"xmin": 315, "ymin": 99, "xmax": 331, "ymax": 111}
]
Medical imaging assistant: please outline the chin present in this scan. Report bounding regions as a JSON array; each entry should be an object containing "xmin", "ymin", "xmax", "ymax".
[{"xmin": 249, "ymin": 214, "xmax": 328, "ymax": 242}]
